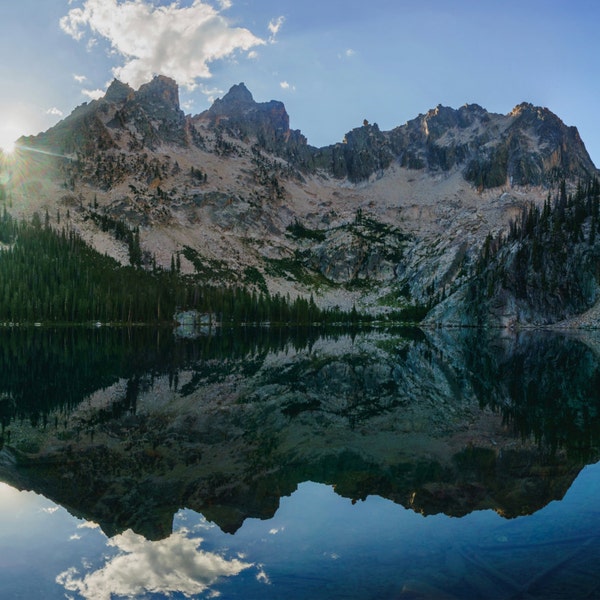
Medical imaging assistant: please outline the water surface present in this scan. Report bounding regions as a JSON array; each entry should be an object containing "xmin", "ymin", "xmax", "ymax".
[{"xmin": 1, "ymin": 326, "xmax": 599, "ymax": 598}]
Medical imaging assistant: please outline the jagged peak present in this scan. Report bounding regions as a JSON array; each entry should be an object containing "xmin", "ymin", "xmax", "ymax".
[
  {"xmin": 509, "ymin": 102, "xmax": 557, "ymax": 121},
  {"xmin": 104, "ymin": 79, "xmax": 134, "ymax": 104},
  {"xmin": 221, "ymin": 82, "xmax": 254, "ymax": 105},
  {"xmin": 204, "ymin": 82, "xmax": 260, "ymax": 118},
  {"xmin": 423, "ymin": 103, "xmax": 489, "ymax": 121},
  {"xmin": 136, "ymin": 75, "xmax": 180, "ymax": 111},
  {"xmin": 461, "ymin": 102, "xmax": 485, "ymax": 112}
]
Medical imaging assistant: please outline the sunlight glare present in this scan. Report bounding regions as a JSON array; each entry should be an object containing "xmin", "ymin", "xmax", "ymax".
[
  {"xmin": 1, "ymin": 139, "xmax": 15, "ymax": 155},
  {"xmin": 0, "ymin": 121, "xmax": 24, "ymax": 155}
]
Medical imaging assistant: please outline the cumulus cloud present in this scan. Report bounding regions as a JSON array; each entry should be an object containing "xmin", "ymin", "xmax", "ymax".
[
  {"xmin": 73, "ymin": 74, "xmax": 88, "ymax": 83},
  {"xmin": 45, "ymin": 107, "xmax": 64, "ymax": 117},
  {"xmin": 60, "ymin": 0, "xmax": 265, "ymax": 90},
  {"xmin": 56, "ymin": 529, "xmax": 253, "ymax": 600}
]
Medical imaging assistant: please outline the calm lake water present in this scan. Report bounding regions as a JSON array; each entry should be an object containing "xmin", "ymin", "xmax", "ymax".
[{"xmin": 1, "ymin": 326, "xmax": 600, "ymax": 599}]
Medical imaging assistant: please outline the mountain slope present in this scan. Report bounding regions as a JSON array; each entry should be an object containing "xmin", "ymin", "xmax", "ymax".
[{"xmin": 5, "ymin": 76, "xmax": 600, "ymax": 325}]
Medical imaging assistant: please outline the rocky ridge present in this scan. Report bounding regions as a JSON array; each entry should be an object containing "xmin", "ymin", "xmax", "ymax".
[{"xmin": 6, "ymin": 76, "xmax": 600, "ymax": 326}]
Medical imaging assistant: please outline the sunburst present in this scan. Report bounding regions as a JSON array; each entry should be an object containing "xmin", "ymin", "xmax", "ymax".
[{"xmin": 0, "ymin": 121, "xmax": 24, "ymax": 155}]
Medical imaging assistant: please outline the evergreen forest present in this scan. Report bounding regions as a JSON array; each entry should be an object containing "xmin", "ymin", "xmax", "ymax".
[
  {"xmin": 470, "ymin": 177, "xmax": 600, "ymax": 324},
  {"xmin": 0, "ymin": 209, "xmax": 352, "ymax": 325}
]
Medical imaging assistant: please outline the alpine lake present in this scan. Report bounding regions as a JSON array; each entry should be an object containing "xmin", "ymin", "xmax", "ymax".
[{"xmin": 1, "ymin": 324, "xmax": 600, "ymax": 599}]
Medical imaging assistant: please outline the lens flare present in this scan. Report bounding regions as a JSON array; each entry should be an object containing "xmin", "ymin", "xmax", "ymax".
[
  {"xmin": 0, "ymin": 141, "xmax": 74, "ymax": 215},
  {"xmin": 0, "ymin": 122, "xmax": 24, "ymax": 156}
]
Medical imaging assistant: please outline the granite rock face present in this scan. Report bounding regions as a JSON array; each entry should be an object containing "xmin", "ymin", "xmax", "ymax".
[
  {"xmin": 196, "ymin": 82, "xmax": 310, "ymax": 157},
  {"xmin": 331, "ymin": 102, "xmax": 597, "ymax": 187}
]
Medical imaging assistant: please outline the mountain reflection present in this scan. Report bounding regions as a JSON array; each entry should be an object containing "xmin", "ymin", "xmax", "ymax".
[{"xmin": 0, "ymin": 325, "xmax": 599, "ymax": 539}]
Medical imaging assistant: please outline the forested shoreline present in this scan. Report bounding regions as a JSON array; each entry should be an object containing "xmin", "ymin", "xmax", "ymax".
[{"xmin": 0, "ymin": 209, "xmax": 358, "ymax": 325}]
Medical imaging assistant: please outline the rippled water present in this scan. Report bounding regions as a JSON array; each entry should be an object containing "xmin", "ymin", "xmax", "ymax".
[{"xmin": 0, "ymin": 326, "xmax": 600, "ymax": 599}]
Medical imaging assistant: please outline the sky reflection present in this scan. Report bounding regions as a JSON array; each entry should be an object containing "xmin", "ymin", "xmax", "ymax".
[
  {"xmin": 56, "ymin": 529, "xmax": 253, "ymax": 600},
  {"xmin": 1, "ymin": 466, "xmax": 600, "ymax": 599}
]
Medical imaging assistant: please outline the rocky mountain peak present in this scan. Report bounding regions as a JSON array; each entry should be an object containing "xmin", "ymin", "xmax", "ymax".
[
  {"xmin": 418, "ymin": 103, "xmax": 487, "ymax": 139},
  {"xmin": 104, "ymin": 79, "xmax": 134, "ymax": 104},
  {"xmin": 18, "ymin": 75, "xmax": 597, "ymax": 191},
  {"xmin": 135, "ymin": 75, "xmax": 181, "ymax": 113},
  {"xmin": 509, "ymin": 101, "xmax": 535, "ymax": 117},
  {"xmin": 200, "ymin": 82, "xmax": 289, "ymax": 131},
  {"xmin": 195, "ymin": 82, "xmax": 306, "ymax": 154},
  {"xmin": 217, "ymin": 82, "xmax": 255, "ymax": 107}
]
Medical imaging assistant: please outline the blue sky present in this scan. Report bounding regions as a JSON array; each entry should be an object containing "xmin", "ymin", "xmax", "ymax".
[{"xmin": 2, "ymin": 0, "xmax": 600, "ymax": 166}]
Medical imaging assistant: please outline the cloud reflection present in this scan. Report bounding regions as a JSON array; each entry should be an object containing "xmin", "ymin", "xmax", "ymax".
[{"xmin": 56, "ymin": 529, "xmax": 252, "ymax": 599}]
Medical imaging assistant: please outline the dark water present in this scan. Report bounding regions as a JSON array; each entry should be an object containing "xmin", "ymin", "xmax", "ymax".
[{"xmin": 1, "ymin": 325, "xmax": 600, "ymax": 599}]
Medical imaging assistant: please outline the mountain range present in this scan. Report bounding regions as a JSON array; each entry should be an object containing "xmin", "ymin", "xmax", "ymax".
[{"xmin": 7, "ymin": 75, "xmax": 600, "ymax": 327}]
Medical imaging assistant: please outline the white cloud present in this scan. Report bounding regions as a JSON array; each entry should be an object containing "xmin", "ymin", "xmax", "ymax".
[
  {"xmin": 268, "ymin": 16, "xmax": 285, "ymax": 42},
  {"xmin": 77, "ymin": 521, "xmax": 100, "ymax": 530},
  {"xmin": 82, "ymin": 88, "xmax": 105, "ymax": 100},
  {"xmin": 181, "ymin": 99, "xmax": 195, "ymax": 112},
  {"xmin": 247, "ymin": 50, "xmax": 259, "ymax": 60},
  {"xmin": 56, "ymin": 529, "xmax": 253, "ymax": 600},
  {"xmin": 279, "ymin": 81, "xmax": 295, "ymax": 91},
  {"xmin": 256, "ymin": 567, "xmax": 271, "ymax": 584},
  {"xmin": 73, "ymin": 74, "xmax": 88, "ymax": 83},
  {"xmin": 46, "ymin": 107, "xmax": 64, "ymax": 117},
  {"xmin": 60, "ymin": 0, "xmax": 265, "ymax": 90},
  {"xmin": 198, "ymin": 85, "xmax": 225, "ymax": 104}
]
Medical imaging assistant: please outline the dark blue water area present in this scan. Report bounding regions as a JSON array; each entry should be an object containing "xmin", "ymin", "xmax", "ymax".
[{"xmin": 2, "ymin": 461, "xmax": 600, "ymax": 599}]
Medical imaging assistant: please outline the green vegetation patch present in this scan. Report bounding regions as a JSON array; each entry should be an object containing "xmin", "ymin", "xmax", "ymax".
[
  {"xmin": 264, "ymin": 256, "xmax": 331, "ymax": 289},
  {"xmin": 243, "ymin": 266, "xmax": 268, "ymax": 294},
  {"xmin": 182, "ymin": 246, "xmax": 236, "ymax": 282},
  {"xmin": 286, "ymin": 219, "xmax": 327, "ymax": 242},
  {"xmin": 347, "ymin": 212, "xmax": 408, "ymax": 262},
  {"xmin": 376, "ymin": 283, "xmax": 412, "ymax": 307}
]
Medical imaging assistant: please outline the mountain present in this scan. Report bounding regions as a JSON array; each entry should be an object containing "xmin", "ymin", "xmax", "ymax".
[{"xmin": 7, "ymin": 76, "xmax": 600, "ymax": 327}]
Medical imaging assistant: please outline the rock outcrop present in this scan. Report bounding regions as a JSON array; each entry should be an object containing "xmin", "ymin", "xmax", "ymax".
[
  {"xmin": 315, "ymin": 102, "xmax": 597, "ymax": 186},
  {"xmin": 195, "ymin": 82, "xmax": 310, "ymax": 157}
]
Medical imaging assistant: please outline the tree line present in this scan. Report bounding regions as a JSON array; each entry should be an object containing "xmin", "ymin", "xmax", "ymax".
[
  {"xmin": 469, "ymin": 177, "xmax": 600, "ymax": 323},
  {"xmin": 0, "ymin": 209, "xmax": 368, "ymax": 325}
]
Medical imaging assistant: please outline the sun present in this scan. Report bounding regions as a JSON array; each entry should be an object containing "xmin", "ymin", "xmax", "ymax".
[
  {"xmin": 1, "ymin": 139, "xmax": 16, "ymax": 155},
  {"xmin": 0, "ymin": 121, "xmax": 24, "ymax": 155}
]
